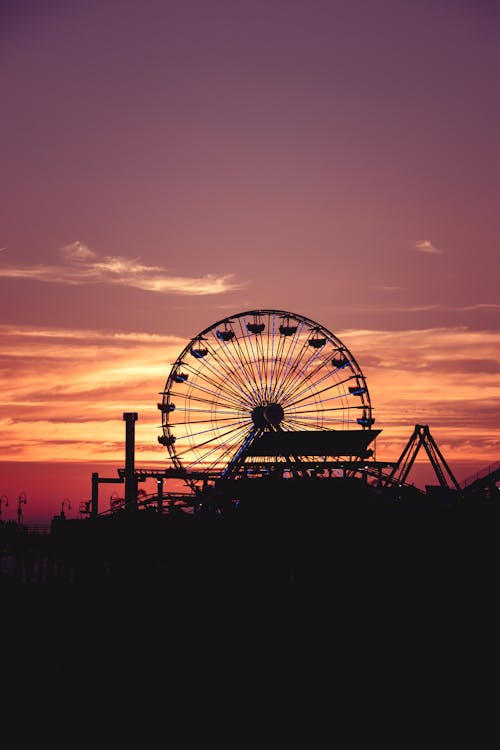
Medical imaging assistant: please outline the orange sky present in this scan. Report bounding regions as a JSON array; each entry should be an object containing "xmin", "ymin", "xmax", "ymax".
[{"xmin": 1, "ymin": 321, "xmax": 498, "ymax": 522}]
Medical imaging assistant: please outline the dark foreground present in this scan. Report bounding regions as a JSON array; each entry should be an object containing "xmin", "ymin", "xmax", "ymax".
[{"xmin": 2, "ymin": 481, "xmax": 500, "ymax": 718}]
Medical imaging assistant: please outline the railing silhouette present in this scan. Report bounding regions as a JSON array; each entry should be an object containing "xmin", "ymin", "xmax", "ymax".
[{"xmin": 460, "ymin": 462, "xmax": 500, "ymax": 490}]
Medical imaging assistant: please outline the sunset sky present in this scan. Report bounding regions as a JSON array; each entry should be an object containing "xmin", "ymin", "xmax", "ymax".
[{"xmin": 1, "ymin": 0, "xmax": 499, "ymax": 523}]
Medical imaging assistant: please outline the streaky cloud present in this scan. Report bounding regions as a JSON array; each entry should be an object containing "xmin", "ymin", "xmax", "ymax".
[
  {"xmin": 447, "ymin": 303, "xmax": 500, "ymax": 311},
  {"xmin": 0, "ymin": 323, "xmax": 185, "ymax": 344},
  {"xmin": 1, "ymin": 324, "xmax": 498, "ymax": 467},
  {"xmin": 0, "ymin": 241, "xmax": 247, "ymax": 295}
]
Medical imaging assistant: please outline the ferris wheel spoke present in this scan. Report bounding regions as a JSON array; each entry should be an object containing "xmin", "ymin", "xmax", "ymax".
[
  {"xmin": 191, "ymin": 343, "xmax": 257, "ymax": 406},
  {"xmin": 169, "ymin": 369, "xmax": 254, "ymax": 410},
  {"xmin": 174, "ymin": 420, "xmax": 252, "ymax": 460},
  {"xmin": 170, "ymin": 388, "xmax": 248, "ymax": 411},
  {"xmin": 290, "ymin": 399, "xmax": 349, "ymax": 414},
  {"xmin": 246, "ymin": 315, "xmax": 271, "ymax": 395},
  {"xmin": 292, "ymin": 404, "xmax": 365, "ymax": 415},
  {"xmin": 168, "ymin": 389, "xmax": 245, "ymax": 412},
  {"xmin": 202, "ymin": 334, "xmax": 262, "ymax": 401},
  {"xmin": 168, "ymin": 415, "xmax": 249, "ymax": 426},
  {"xmin": 270, "ymin": 339, "xmax": 296, "ymax": 400},
  {"xmin": 235, "ymin": 316, "xmax": 266, "ymax": 397},
  {"xmin": 259, "ymin": 313, "xmax": 274, "ymax": 400},
  {"xmin": 283, "ymin": 414, "xmax": 344, "ymax": 427},
  {"xmin": 179, "ymin": 360, "xmax": 255, "ymax": 410},
  {"xmin": 276, "ymin": 353, "xmax": 335, "ymax": 405},
  {"xmin": 283, "ymin": 373, "xmax": 358, "ymax": 409},
  {"xmin": 199, "ymin": 341, "xmax": 254, "ymax": 402},
  {"xmin": 268, "ymin": 314, "xmax": 279, "ymax": 400},
  {"xmin": 282, "ymin": 416, "xmax": 342, "ymax": 430},
  {"xmin": 279, "ymin": 419, "xmax": 313, "ymax": 431},
  {"xmin": 230, "ymin": 338, "xmax": 263, "ymax": 401},
  {"xmin": 207, "ymin": 326, "xmax": 259, "ymax": 393},
  {"xmin": 213, "ymin": 327, "xmax": 263, "ymax": 403},
  {"xmin": 269, "ymin": 322, "xmax": 306, "ymax": 401},
  {"xmin": 272, "ymin": 327, "xmax": 319, "ymax": 403},
  {"xmin": 263, "ymin": 313, "xmax": 273, "ymax": 400},
  {"xmin": 267, "ymin": 318, "xmax": 286, "ymax": 392},
  {"xmin": 184, "ymin": 422, "xmax": 257, "ymax": 471},
  {"xmin": 185, "ymin": 418, "xmax": 251, "ymax": 443},
  {"xmin": 276, "ymin": 342, "xmax": 327, "ymax": 405},
  {"xmin": 238, "ymin": 314, "xmax": 266, "ymax": 392},
  {"xmin": 278, "ymin": 365, "xmax": 332, "ymax": 409},
  {"xmin": 173, "ymin": 420, "xmax": 249, "ymax": 447},
  {"xmin": 213, "ymin": 319, "xmax": 260, "ymax": 398},
  {"xmin": 173, "ymin": 404, "xmax": 245, "ymax": 415},
  {"xmin": 175, "ymin": 360, "xmax": 250, "ymax": 408},
  {"xmin": 268, "ymin": 315, "xmax": 284, "ymax": 400},
  {"xmin": 252, "ymin": 323, "xmax": 267, "ymax": 398}
]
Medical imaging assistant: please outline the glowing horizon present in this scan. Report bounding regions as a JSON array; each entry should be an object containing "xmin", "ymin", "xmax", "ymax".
[{"xmin": 1, "ymin": 322, "xmax": 498, "ymax": 470}]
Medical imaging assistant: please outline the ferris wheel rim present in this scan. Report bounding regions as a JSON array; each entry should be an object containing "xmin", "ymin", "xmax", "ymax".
[{"xmin": 158, "ymin": 309, "xmax": 375, "ymax": 482}]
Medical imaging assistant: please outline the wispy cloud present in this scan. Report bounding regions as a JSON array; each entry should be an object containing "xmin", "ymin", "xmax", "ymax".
[
  {"xmin": 374, "ymin": 285, "xmax": 408, "ymax": 292},
  {"xmin": 0, "ymin": 241, "xmax": 247, "ymax": 295},
  {"xmin": 414, "ymin": 239, "xmax": 444, "ymax": 254},
  {"xmin": 318, "ymin": 301, "xmax": 500, "ymax": 315},
  {"xmin": 447, "ymin": 303, "xmax": 500, "ymax": 311}
]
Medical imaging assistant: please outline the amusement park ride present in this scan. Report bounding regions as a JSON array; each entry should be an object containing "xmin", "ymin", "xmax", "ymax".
[{"xmin": 81, "ymin": 309, "xmax": 497, "ymax": 518}]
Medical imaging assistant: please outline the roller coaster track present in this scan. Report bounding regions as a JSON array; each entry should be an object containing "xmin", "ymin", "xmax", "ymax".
[{"xmin": 459, "ymin": 462, "xmax": 500, "ymax": 494}]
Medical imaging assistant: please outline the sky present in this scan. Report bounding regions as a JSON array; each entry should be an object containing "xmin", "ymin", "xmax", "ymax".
[{"xmin": 1, "ymin": 0, "xmax": 499, "ymax": 523}]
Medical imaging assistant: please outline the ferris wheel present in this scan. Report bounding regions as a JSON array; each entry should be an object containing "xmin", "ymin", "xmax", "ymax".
[{"xmin": 157, "ymin": 309, "xmax": 375, "ymax": 483}]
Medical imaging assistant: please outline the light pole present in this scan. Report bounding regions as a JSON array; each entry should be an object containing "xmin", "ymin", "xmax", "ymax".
[
  {"xmin": 17, "ymin": 492, "xmax": 27, "ymax": 526},
  {"xmin": 0, "ymin": 494, "xmax": 8, "ymax": 520},
  {"xmin": 157, "ymin": 478, "xmax": 163, "ymax": 514},
  {"xmin": 60, "ymin": 498, "xmax": 71, "ymax": 519}
]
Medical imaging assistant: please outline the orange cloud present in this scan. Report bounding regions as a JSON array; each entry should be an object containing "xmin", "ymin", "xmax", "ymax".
[
  {"xmin": 0, "ymin": 324, "xmax": 498, "ymax": 485},
  {"xmin": 340, "ymin": 327, "xmax": 500, "ymax": 472},
  {"xmin": 0, "ymin": 325, "xmax": 184, "ymax": 463}
]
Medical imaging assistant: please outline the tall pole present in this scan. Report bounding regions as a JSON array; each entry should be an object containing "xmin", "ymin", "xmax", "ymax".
[
  {"xmin": 157, "ymin": 478, "xmax": 163, "ymax": 514},
  {"xmin": 91, "ymin": 473, "xmax": 99, "ymax": 517},
  {"xmin": 123, "ymin": 412, "xmax": 138, "ymax": 512}
]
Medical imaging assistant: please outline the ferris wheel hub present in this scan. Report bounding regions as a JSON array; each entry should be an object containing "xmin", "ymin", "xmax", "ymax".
[{"xmin": 251, "ymin": 402, "xmax": 285, "ymax": 429}]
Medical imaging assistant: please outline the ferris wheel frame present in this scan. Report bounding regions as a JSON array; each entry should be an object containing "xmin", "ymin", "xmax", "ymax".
[{"xmin": 157, "ymin": 309, "xmax": 376, "ymax": 486}]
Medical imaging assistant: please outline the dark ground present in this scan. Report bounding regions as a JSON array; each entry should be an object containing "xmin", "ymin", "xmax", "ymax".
[{"xmin": 1, "ymin": 480, "xmax": 499, "ymax": 731}]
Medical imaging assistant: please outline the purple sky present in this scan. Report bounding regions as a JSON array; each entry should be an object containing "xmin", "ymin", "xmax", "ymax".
[{"xmin": 1, "ymin": 1, "xmax": 499, "ymax": 521}]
